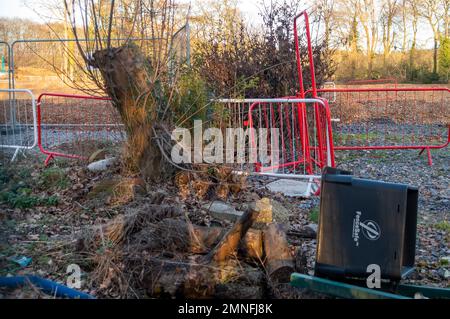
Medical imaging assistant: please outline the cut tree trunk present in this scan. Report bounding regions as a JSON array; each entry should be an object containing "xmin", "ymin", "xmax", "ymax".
[
  {"xmin": 142, "ymin": 257, "xmax": 264, "ymax": 299},
  {"xmin": 91, "ymin": 45, "xmax": 173, "ymax": 181},
  {"xmin": 206, "ymin": 208, "xmax": 260, "ymax": 263},
  {"xmin": 140, "ymin": 219, "xmax": 263, "ymax": 259},
  {"xmin": 142, "ymin": 207, "xmax": 263, "ymax": 298},
  {"xmin": 239, "ymin": 229, "xmax": 263, "ymax": 261},
  {"xmin": 263, "ymin": 223, "xmax": 295, "ymax": 283}
]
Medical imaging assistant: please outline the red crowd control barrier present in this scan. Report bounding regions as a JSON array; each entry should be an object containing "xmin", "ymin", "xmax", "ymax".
[
  {"xmin": 37, "ymin": 93, "xmax": 125, "ymax": 165},
  {"xmin": 293, "ymin": 10, "xmax": 334, "ymax": 177},
  {"xmin": 293, "ymin": 9, "xmax": 448, "ymax": 166},
  {"xmin": 247, "ymin": 98, "xmax": 335, "ymax": 176},
  {"xmin": 346, "ymin": 78, "xmax": 398, "ymax": 88},
  {"xmin": 294, "ymin": 10, "xmax": 318, "ymax": 98},
  {"xmin": 310, "ymin": 87, "xmax": 450, "ymax": 165}
]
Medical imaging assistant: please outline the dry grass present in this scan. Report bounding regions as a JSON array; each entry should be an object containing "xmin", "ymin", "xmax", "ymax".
[
  {"xmin": 174, "ymin": 165, "xmax": 247, "ymax": 201},
  {"xmin": 76, "ymin": 204, "xmax": 184, "ymax": 297}
]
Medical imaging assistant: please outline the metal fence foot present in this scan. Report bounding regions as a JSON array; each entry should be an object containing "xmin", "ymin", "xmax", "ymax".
[
  {"xmin": 44, "ymin": 154, "xmax": 54, "ymax": 166},
  {"xmin": 426, "ymin": 148, "xmax": 433, "ymax": 166},
  {"xmin": 290, "ymin": 273, "xmax": 410, "ymax": 299}
]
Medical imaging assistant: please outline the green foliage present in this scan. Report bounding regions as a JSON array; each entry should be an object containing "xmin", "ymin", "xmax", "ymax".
[
  {"xmin": 0, "ymin": 165, "xmax": 59, "ymax": 209},
  {"xmin": 0, "ymin": 167, "xmax": 11, "ymax": 184},
  {"xmin": 439, "ymin": 37, "xmax": 450, "ymax": 81},
  {"xmin": 39, "ymin": 167, "xmax": 69, "ymax": 190},
  {"xmin": 232, "ymin": 76, "xmax": 260, "ymax": 98},
  {"xmin": 1, "ymin": 188, "xmax": 37, "ymax": 208},
  {"xmin": 45, "ymin": 195, "xmax": 59, "ymax": 206},
  {"xmin": 0, "ymin": 188, "xmax": 59, "ymax": 209},
  {"xmin": 417, "ymin": 69, "xmax": 440, "ymax": 84},
  {"xmin": 309, "ymin": 207, "xmax": 319, "ymax": 223},
  {"xmin": 435, "ymin": 221, "xmax": 450, "ymax": 233},
  {"xmin": 172, "ymin": 70, "xmax": 209, "ymax": 126},
  {"xmin": 208, "ymin": 101, "xmax": 231, "ymax": 127}
]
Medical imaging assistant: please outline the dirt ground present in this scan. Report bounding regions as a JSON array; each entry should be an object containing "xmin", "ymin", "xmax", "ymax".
[
  {"xmin": 0, "ymin": 143, "xmax": 448, "ymax": 299},
  {"xmin": 0, "ymin": 81, "xmax": 448, "ymax": 298}
]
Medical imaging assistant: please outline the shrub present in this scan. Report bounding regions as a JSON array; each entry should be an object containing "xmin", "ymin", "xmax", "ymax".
[{"xmin": 0, "ymin": 188, "xmax": 59, "ymax": 209}]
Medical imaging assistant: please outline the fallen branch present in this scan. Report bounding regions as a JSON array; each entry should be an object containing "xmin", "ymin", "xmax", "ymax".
[{"xmin": 206, "ymin": 208, "xmax": 260, "ymax": 263}]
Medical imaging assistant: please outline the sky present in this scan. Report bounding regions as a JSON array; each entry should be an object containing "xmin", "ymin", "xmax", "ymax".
[
  {"xmin": 0, "ymin": 0, "xmax": 40, "ymax": 21},
  {"xmin": 0, "ymin": 0, "xmax": 260, "ymax": 17},
  {"xmin": 0, "ymin": 0, "xmax": 263, "ymax": 23},
  {"xmin": 0, "ymin": 0, "xmax": 435, "ymax": 48},
  {"xmin": 238, "ymin": 0, "xmax": 261, "ymax": 20}
]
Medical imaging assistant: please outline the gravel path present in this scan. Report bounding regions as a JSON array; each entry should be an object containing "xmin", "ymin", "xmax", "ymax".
[
  {"xmin": 336, "ymin": 147, "xmax": 449, "ymax": 286},
  {"xmin": 0, "ymin": 125, "xmax": 448, "ymax": 298},
  {"xmin": 290, "ymin": 146, "xmax": 450, "ymax": 289}
]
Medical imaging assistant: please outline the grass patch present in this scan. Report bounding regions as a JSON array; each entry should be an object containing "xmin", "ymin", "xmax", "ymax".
[
  {"xmin": 0, "ymin": 167, "xmax": 12, "ymax": 184},
  {"xmin": 309, "ymin": 207, "xmax": 320, "ymax": 223},
  {"xmin": 338, "ymin": 132, "xmax": 404, "ymax": 145},
  {"xmin": 40, "ymin": 167, "xmax": 69, "ymax": 190},
  {"xmin": 339, "ymin": 132, "xmax": 381, "ymax": 142},
  {"xmin": 17, "ymin": 167, "xmax": 32, "ymax": 180},
  {"xmin": 435, "ymin": 221, "xmax": 450, "ymax": 233},
  {"xmin": 0, "ymin": 188, "xmax": 59, "ymax": 209}
]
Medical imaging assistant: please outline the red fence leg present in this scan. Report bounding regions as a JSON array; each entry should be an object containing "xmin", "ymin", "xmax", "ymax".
[
  {"xmin": 427, "ymin": 148, "xmax": 433, "ymax": 166},
  {"xmin": 44, "ymin": 154, "xmax": 54, "ymax": 166}
]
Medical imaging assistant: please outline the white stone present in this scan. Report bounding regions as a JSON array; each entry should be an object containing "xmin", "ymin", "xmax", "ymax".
[
  {"xmin": 87, "ymin": 157, "xmax": 117, "ymax": 172},
  {"xmin": 266, "ymin": 179, "xmax": 312, "ymax": 197},
  {"xmin": 204, "ymin": 201, "xmax": 244, "ymax": 222},
  {"xmin": 305, "ymin": 223, "xmax": 318, "ymax": 234}
]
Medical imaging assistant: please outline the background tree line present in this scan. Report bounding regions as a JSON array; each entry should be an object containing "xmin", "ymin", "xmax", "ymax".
[
  {"xmin": 317, "ymin": 0, "xmax": 450, "ymax": 83},
  {"xmin": 0, "ymin": 0, "xmax": 449, "ymax": 93}
]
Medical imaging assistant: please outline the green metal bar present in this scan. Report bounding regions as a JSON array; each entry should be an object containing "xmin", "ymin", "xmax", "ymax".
[
  {"xmin": 290, "ymin": 273, "xmax": 411, "ymax": 299},
  {"xmin": 396, "ymin": 284, "xmax": 450, "ymax": 299}
]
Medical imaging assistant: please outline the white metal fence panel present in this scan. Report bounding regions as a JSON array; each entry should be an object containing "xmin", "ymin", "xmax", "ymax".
[{"xmin": 0, "ymin": 89, "xmax": 37, "ymax": 161}]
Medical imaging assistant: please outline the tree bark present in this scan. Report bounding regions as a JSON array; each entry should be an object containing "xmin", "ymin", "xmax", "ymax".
[
  {"xmin": 91, "ymin": 45, "xmax": 173, "ymax": 181},
  {"xmin": 206, "ymin": 208, "xmax": 260, "ymax": 263},
  {"xmin": 142, "ymin": 257, "xmax": 264, "ymax": 299},
  {"xmin": 239, "ymin": 229, "xmax": 263, "ymax": 261},
  {"xmin": 263, "ymin": 223, "xmax": 294, "ymax": 283},
  {"xmin": 141, "ymin": 219, "xmax": 263, "ymax": 259},
  {"xmin": 433, "ymin": 37, "xmax": 438, "ymax": 75},
  {"xmin": 141, "ymin": 208, "xmax": 264, "ymax": 298}
]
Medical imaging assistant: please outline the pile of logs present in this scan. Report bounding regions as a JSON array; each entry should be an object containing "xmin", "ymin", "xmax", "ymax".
[
  {"xmin": 140, "ymin": 202, "xmax": 295, "ymax": 298},
  {"xmin": 79, "ymin": 199, "xmax": 295, "ymax": 299}
]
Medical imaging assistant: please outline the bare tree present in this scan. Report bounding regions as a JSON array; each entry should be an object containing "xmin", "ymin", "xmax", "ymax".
[
  {"xmin": 408, "ymin": 0, "xmax": 420, "ymax": 80},
  {"xmin": 401, "ymin": 0, "xmax": 408, "ymax": 52},
  {"xmin": 63, "ymin": 0, "xmax": 189, "ymax": 181},
  {"xmin": 316, "ymin": 0, "xmax": 336, "ymax": 50},
  {"xmin": 380, "ymin": 0, "xmax": 399, "ymax": 69},
  {"xmin": 419, "ymin": 0, "xmax": 442, "ymax": 74},
  {"xmin": 443, "ymin": 0, "xmax": 450, "ymax": 38},
  {"xmin": 63, "ymin": 1, "xmax": 75, "ymax": 81},
  {"xmin": 357, "ymin": 0, "xmax": 378, "ymax": 78},
  {"xmin": 330, "ymin": 0, "xmax": 361, "ymax": 79}
]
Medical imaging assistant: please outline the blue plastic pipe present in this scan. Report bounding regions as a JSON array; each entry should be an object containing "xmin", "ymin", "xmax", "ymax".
[{"xmin": 0, "ymin": 276, "xmax": 95, "ymax": 299}]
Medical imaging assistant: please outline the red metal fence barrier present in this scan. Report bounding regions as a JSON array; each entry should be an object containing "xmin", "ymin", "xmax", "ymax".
[
  {"xmin": 247, "ymin": 98, "xmax": 335, "ymax": 176},
  {"xmin": 345, "ymin": 78, "xmax": 398, "ymax": 88},
  {"xmin": 309, "ymin": 87, "xmax": 449, "ymax": 165},
  {"xmin": 37, "ymin": 93, "xmax": 124, "ymax": 165}
]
